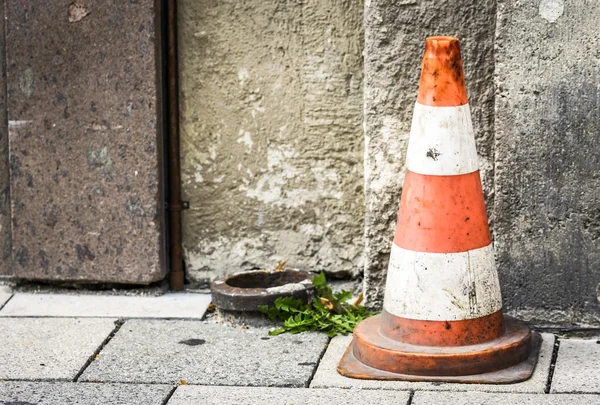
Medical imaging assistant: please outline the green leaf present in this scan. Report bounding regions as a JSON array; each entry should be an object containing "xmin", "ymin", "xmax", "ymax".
[
  {"xmin": 259, "ymin": 270, "xmax": 378, "ymax": 337},
  {"xmin": 274, "ymin": 296, "xmax": 305, "ymax": 313},
  {"xmin": 333, "ymin": 290, "xmax": 353, "ymax": 303},
  {"xmin": 312, "ymin": 299, "xmax": 326, "ymax": 311},
  {"xmin": 268, "ymin": 328, "xmax": 287, "ymax": 336},
  {"xmin": 312, "ymin": 272, "xmax": 327, "ymax": 287}
]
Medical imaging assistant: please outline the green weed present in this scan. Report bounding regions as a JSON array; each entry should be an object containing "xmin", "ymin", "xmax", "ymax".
[{"xmin": 259, "ymin": 272, "xmax": 378, "ymax": 337}]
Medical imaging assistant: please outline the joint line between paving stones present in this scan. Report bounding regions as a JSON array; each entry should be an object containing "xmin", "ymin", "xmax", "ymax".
[
  {"xmin": 306, "ymin": 336, "xmax": 332, "ymax": 388},
  {"xmin": 0, "ymin": 293, "xmax": 14, "ymax": 312},
  {"xmin": 534, "ymin": 326, "xmax": 600, "ymax": 338},
  {"xmin": 407, "ymin": 390, "xmax": 415, "ymax": 405},
  {"xmin": 0, "ymin": 315, "xmax": 205, "ymax": 320},
  {"xmin": 160, "ymin": 385, "xmax": 178, "ymax": 405},
  {"xmin": 72, "ymin": 319, "xmax": 125, "ymax": 382},
  {"xmin": 0, "ymin": 378, "xmax": 173, "ymax": 386},
  {"xmin": 544, "ymin": 337, "xmax": 561, "ymax": 394},
  {"xmin": 0, "ymin": 377, "xmax": 68, "ymax": 383}
]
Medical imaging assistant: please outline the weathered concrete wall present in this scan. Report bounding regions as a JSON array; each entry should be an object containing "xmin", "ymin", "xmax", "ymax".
[
  {"xmin": 495, "ymin": 0, "xmax": 600, "ymax": 325},
  {"xmin": 0, "ymin": 1, "xmax": 11, "ymax": 276},
  {"xmin": 6, "ymin": 1, "xmax": 165, "ymax": 283},
  {"xmin": 363, "ymin": 0, "xmax": 497, "ymax": 307},
  {"xmin": 179, "ymin": 0, "xmax": 364, "ymax": 283}
]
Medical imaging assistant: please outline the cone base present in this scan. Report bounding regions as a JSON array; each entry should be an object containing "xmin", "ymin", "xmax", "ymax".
[{"xmin": 338, "ymin": 315, "xmax": 541, "ymax": 384}]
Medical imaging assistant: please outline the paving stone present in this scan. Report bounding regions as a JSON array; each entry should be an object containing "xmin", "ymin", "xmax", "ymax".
[
  {"xmin": 80, "ymin": 320, "xmax": 329, "ymax": 387},
  {"xmin": 0, "ymin": 318, "xmax": 117, "ymax": 380},
  {"xmin": 0, "ymin": 286, "xmax": 12, "ymax": 308},
  {"xmin": 412, "ymin": 391, "xmax": 600, "ymax": 405},
  {"xmin": 551, "ymin": 339, "xmax": 600, "ymax": 393},
  {"xmin": 310, "ymin": 333, "xmax": 555, "ymax": 393},
  {"xmin": 0, "ymin": 292, "xmax": 211, "ymax": 319},
  {"xmin": 167, "ymin": 385, "xmax": 410, "ymax": 405},
  {"xmin": 0, "ymin": 381, "xmax": 172, "ymax": 405}
]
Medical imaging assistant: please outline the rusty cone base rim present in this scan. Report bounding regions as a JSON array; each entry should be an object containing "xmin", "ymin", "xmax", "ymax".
[
  {"xmin": 337, "ymin": 314, "xmax": 540, "ymax": 382},
  {"xmin": 338, "ymin": 329, "xmax": 542, "ymax": 384}
]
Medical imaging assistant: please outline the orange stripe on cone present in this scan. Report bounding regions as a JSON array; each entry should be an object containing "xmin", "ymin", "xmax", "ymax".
[
  {"xmin": 393, "ymin": 170, "xmax": 491, "ymax": 253},
  {"xmin": 417, "ymin": 36, "xmax": 468, "ymax": 107},
  {"xmin": 379, "ymin": 309, "xmax": 505, "ymax": 347}
]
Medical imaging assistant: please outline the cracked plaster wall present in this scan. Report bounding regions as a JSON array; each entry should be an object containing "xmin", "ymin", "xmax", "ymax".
[{"xmin": 179, "ymin": 0, "xmax": 364, "ymax": 283}]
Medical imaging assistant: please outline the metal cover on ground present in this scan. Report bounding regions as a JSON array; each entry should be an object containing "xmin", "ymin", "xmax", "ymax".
[
  {"xmin": 0, "ymin": 318, "xmax": 117, "ymax": 380},
  {"xmin": 80, "ymin": 320, "xmax": 329, "ymax": 387}
]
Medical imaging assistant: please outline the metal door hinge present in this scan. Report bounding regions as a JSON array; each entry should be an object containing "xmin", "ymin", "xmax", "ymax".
[{"xmin": 165, "ymin": 201, "xmax": 190, "ymax": 211}]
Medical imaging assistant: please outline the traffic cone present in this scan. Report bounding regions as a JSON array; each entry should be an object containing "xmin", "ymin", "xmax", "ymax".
[{"xmin": 338, "ymin": 36, "xmax": 541, "ymax": 383}]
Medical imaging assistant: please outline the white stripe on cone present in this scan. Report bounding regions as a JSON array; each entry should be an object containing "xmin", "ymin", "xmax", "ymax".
[
  {"xmin": 406, "ymin": 102, "xmax": 479, "ymax": 176},
  {"xmin": 383, "ymin": 243, "xmax": 502, "ymax": 321}
]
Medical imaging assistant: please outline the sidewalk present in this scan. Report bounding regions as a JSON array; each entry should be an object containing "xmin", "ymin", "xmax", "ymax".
[{"xmin": 1, "ymin": 286, "xmax": 599, "ymax": 404}]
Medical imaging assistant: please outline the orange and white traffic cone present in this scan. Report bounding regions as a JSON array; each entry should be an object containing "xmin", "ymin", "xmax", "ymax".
[{"xmin": 338, "ymin": 36, "xmax": 541, "ymax": 383}]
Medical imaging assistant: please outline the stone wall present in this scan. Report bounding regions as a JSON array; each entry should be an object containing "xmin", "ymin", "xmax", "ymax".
[
  {"xmin": 0, "ymin": 0, "xmax": 597, "ymax": 324},
  {"xmin": 363, "ymin": 0, "xmax": 497, "ymax": 308},
  {"xmin": 5, "ymin": 0, "xmax": 166, "ymax": 283},
  {"xmin": 494, "ymin": 0, "xmax": 600, "ymax": 324},
  {"xmin": 179, "ymin": 0, "xmax": 364, "ymax": 283},
  {"xmin": 362, "ymin": 0, "xmax": 599, "ymax": 324}
]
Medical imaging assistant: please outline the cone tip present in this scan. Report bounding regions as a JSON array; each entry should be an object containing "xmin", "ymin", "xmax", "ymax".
[
  {"xmin": 417, "ymin": 35, "xmax": 468, "ymax": 107},
  {"xmin": 426, "ymin": 35, "xmax": 459, "ymax": 43}
]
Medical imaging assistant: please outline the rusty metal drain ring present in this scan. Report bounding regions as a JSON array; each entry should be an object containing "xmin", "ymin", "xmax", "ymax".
[{"xmin": 210, "ymin": 269, "xmax": 315, "ymax": 312}]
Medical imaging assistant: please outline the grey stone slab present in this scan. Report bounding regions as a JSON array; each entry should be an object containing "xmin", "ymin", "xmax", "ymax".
[
  {"xmin": 0, "ymin": 0, "xmax": 11, "ymax": 277},
  {"xmin": 0, "ymin": 286, "xmax": 12, "ymax": 308},
  {"xmin": 168, "ymin": 386, "xmax": 410, "ymax": 405},
  {"xmin": 412, "ymin": 391, "xmax": 600, "ymax": 405},
  {"xmin": 6, "ymin": 0, "xmax": 166, "ymax": 284},
  {"xmin": 311, "ymin": 333, "xmax": 555, "ymax": 393},
  {"xmin": 0, "ymin": 292, "xmax": 211, "ymax": 318},
  {"xmin": 494, "ymin": 0, "xmax": 600, "ymax": 324},
  {"xmin": 0, "ymin": 381, "xmax": 172, "ymax": 405},
  {"xmin": 551, "ymin": 339, "xmax": 600, "ymax": 393},
  {"xmin": 363, "ymin": 0, "xmax": 497, "ymax": 309},
  {"xmin": 0, "ymin": 318, "xmax": 117, "ymax": 380},
  {"xmin": 81, "ymin": 320, "xmax": 329, "ymax": 387},
  {"xmin": 179, "ymin": 0, "xmax": 364, "ymax": 283}
]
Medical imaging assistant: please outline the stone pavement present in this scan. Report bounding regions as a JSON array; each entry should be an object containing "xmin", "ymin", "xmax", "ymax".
[{"xmin": 0, "ymin": 288, "xmax": 599, "ymax": 404}]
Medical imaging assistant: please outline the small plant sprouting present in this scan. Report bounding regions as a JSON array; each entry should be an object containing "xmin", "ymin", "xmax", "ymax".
[{"xmin": 259, "ymin": 272, "xmax": 378, "ymax": 337}]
